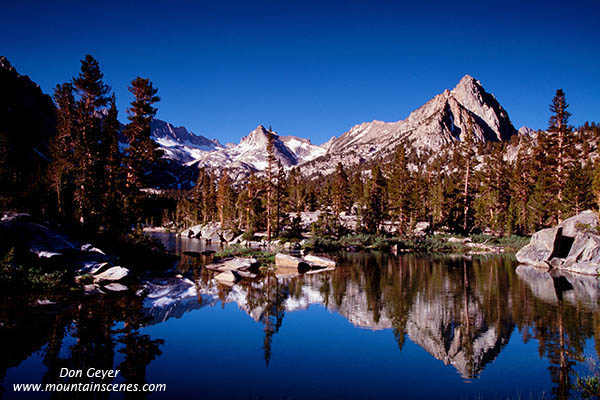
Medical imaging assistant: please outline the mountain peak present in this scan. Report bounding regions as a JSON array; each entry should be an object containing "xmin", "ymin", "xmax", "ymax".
[
  {"xmin": 0, "ymin": 56, "xmax": 14, "ymax": 72},
  {"xmin": 452, "ymin": 74, "xmax": 483, "ymax": 95}
]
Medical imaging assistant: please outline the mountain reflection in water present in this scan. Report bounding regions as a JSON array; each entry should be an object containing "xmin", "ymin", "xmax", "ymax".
[{"xmin": 2, "ymin": 242, "xmax": 600, "ymax": 399}]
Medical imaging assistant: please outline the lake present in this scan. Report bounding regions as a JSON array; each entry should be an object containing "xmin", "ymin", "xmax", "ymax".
[{"xmin": 2, "ymin": 233, "xmax": 599, "ymax": 399}]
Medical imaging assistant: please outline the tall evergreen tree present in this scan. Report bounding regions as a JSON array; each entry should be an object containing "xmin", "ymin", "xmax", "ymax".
[
  {"xmin": 123, "ymin": 77, "xmax": 162, "ymax": 194},
  {"xmin": 474, "ymin": 144, "xmax": 509, "ymax": 234},
  {"xmin": 563, "ymin": 162, "xmax": 594, "ymax": 217},
  {"xmin": 287, "ymin": 167, "xmax": 305, "ymax": 214},
  {"xmin": 507, "ymin": 143, "xmax": 535, "ymax": 234},
  {"xmin": 546, "ymin": 89, "xmax": 576, "ymax": 222},
  {"xmin": 331, "ymin": 163, "xmax": 351, "ymax": 223},
  {"xmin": 71, "ymin": 55, "xmax": 111, "ymax": 229},
  {"xmin": 387, "ymin": 145, "xmax": 412, "ymax": 234},
  {"xmin": 48, "ymin": 83, "xmax": 76, "ymax": 221},
  {"xmin": 274, "ymin": 161, "xmax": 287, "ymax": 236},
  {"xmin": 362, "ymin": 165, "xmax": 387, "ymax": 233},
  {"xmin": 459, "ymin": 118, "xmax": 477, "ymax": 232},
  {"xmin": 265, "ymin": 130, "xmax": 276, "ymax": 241},
  {"xmin": 216, "ymin": 171, "xmax": 235, "ymax": 228},
  {"xmin": 100, "ymin": 95, "xmax": 127, "ymax": 232},
  {"xmin": 593, "ymin": 161, "xmax": 600, "ymax": 211}
]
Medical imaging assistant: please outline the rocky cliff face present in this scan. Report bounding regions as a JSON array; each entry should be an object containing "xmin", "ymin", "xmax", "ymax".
[
  {"xmin": 150, "ymin": 118, "xmax": 223, "ymax": 163},
  {"xmin": 301, "ymin": 75, "xmax": 517, "ymax": 176},
  {"xmin": 155, "ymin": 75, "xmax": 518, "ymax": 180}
]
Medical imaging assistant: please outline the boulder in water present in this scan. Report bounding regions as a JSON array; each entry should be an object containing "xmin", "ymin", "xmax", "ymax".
[{"xmin": 516, "ymin": 210, "xmax": 600, "ymax": 275}]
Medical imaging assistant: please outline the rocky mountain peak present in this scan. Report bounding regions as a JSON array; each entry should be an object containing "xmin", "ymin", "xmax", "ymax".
[
  {"xmin": 240, "ymin": 125, "xmax": 275, "ymax": 147},
  {"xmin": 300, "ymin": 75, "xmax": 518, "ymax": 177},
  {"xmin": 0, "ymin": 56, "xmax": 15, "ymax": 72}
]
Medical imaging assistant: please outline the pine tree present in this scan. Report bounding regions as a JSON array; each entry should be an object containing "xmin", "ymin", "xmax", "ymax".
[
  {"xmin": 71, "ymin": 55, "xmax": 111, "ymax": 229},
  {"xmin": 546, "ymin": 89, "xmax": 576, "ymax": 222},
  {"xmin": 459, "ymin": 117, "xmax": 477, "ymax": 233},
  {"xmin": 563, "ymin": 162, "xmax": 594, "ymax": 217},
  {"xmin": 287, "ymin": 167, "xmax": 304, "ymax": 214},
  {"xmin": 507, "ymin": 143, "xmax": 535, "ymax": 234},
  {"xmin": 242, "ymin": 172, "xmax": 262, "ymax": 234},
  {"xmin": 48, "ymin": 83, "xmax": 76, "ymax": 221},
  {"xmin": 362, "ymin": 165, "xmax": 387, "ymax": 233},
  {"xmin": 387, "ymin": 145, "xmax": 412, "ymax": 234},
  {"xmin": 593, "ymin": 161, "xmax": 600, "ymax": 211},
  {"xmin": 265, "ymin": 130, "xmax": 276, "ymax": 241},
  {"xmin": 315, "ymin": 184, "xmax": 335, "ymax": 236},
  {"xmin": 527, "ymin": 172, "xmax": 556, "ymax": 231},
  {"xmin": 331, "ymin": 163, "xmax": 351, "ymax": 223},
  {"xmin": 123, "ymin": 77, "xmax": 162, "ymax": 195},
  {"xmin": 195, "ymin": 168, "xmax": 216, "ymax": 223},
  {"xmin": 216, "ymin": 171, "xmax": 235, "ymax": 228},
  {"xmin": 474, "ymin": 144, "xmax": 509, "ymax": 234},
  {"xmin": 100, "ymin": 95, "xmax": 127, "ymax": 232},
  {"xmin": 274, "ymin": 161, "xmax": 287, "ymax": 236}
]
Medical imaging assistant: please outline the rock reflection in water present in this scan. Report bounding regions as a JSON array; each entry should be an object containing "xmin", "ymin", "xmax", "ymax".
[
  {"xmin": 3, "ymin": 250, "xmax": 600, "ymax": 399},
  {"xmin": 139, "ymin": 251, "xmax": 599, "ymax": 391}
]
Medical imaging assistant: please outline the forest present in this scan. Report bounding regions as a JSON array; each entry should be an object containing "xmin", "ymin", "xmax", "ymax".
[{"xmin": 1, "ymin": 54, "xmax": 600, "ymax": 251}]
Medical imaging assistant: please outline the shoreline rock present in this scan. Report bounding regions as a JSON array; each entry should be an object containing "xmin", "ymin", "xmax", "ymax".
[{"xmin": 516, "ymin": 210, "xmax": 600, "ymax": 275}]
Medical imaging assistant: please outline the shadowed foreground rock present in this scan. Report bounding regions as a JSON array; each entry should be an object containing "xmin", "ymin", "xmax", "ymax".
[{"xmin": 516, "ymin": 210, "xmax": 600, "ymax": 275}]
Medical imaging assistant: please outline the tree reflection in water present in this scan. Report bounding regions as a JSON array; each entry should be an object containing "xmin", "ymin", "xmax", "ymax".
[
  {"xmin": 1, "ymin": 252, "xmax": 600, "ymax": 399},
  {"xmin": 0, "ymin": 292, "xmax": 164, "ymax": 399}
]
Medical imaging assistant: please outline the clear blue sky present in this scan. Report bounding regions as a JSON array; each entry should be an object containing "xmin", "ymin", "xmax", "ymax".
[{"xmin": 2, "ymin": 1, "xmax": 599, "ymax": 145}]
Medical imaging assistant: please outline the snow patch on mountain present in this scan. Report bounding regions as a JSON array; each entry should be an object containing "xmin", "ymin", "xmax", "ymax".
[
  {"xmin": 150, "ymin": 119, "xmax": 223, "ymax": 163},
  {"xmin": 188, "ymin": 125, "xmax": 327, "ymax": 178}
]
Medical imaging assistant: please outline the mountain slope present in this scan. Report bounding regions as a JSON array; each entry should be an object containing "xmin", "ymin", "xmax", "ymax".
[
  {"xmin": 150, "ymin": 119, "xmax": 223, "ymax": 163},
  {"xmin": 302, "ymin": 75, "xmax": 517, "ymax": 176},
  {"xmin": 188, "ymin": 125, "xmax": 325, "ymax": 179},
  {"xmin": 0, "ymin": 56, "xmax": 56, "ymax": 207}
]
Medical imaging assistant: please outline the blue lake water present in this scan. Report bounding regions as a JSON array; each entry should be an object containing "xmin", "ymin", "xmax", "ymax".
[{"xmin": 2, "ymin": 234, "xmax": 599, "ymax": 399}]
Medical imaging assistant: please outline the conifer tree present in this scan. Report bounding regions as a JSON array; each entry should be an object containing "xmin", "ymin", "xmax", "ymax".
[
  {"xmin": 315, "ymin": 184, "xmax": 335, "ymax": 236},
  {"xmin": 71, "ymin": 55, "xmax": 111, "ymax": 229},
  {"xmin": 274, "ymin": 161, "xmax": 287, "ymax": 236},
  {"xmin": 48, "ymin": 83, "xmax": 76, "ymax": 221},
  {"xmin": 387, "ymin": 145, "xmax": 412, "ymax": 234},
  {"xmin": 331, "ymin": 163, "xmax": 351, "ymax": 222},
  {"xmin": 507, "ymin": 143, "xmax": 535, "ymax": 234},
  {"xmin": 123, "ymin": 77, "xmax": 162, "ymax": 195},
  {"xmin": 265, "ymin": 130, "xmax": 276, "ymax": 241},
  {"xmin": 474, "ymin": 144, "xmax": 509, "ymax": 234},
  {"xmin": 593, "ymin": 161, "xmax": 600, "ymax": 211},
  {"xmin": 287, "ymin": 167, "xmax": 304, "ymax": 214},
  {"xmin": 459, "ymin": 118, "xmax": 477, "ymax": 232},
  {"xmin": 100, "ymin": 95, "xmax": 127, "ymax": 232},
  {"xmin": 362, "ymin": 165, "xmax": 387, "ymax": 233},
  {"xmin": 195, "ymin": 168, "xmax": 217, "ymax": 223},
  {"xmin": 527, "ymin": 173, "xmax": 555, "ymax": 231},
  {"xmin": 546, "ymin": 89, "xmax": 576, "ymax": 222},
  {"xmin": 563, "ymin": 163, "xmax": 594, "ymax": 217},
  {"xmin": 216, "ymin": 171, "xmax": 235, "ymax": 228},
  {"xmin": 242, "ymin": 172, "xmax": 262, "ymax": 234}
]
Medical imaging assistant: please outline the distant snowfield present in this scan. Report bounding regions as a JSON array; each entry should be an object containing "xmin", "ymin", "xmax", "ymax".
[{"xmin": 155, "ymin": 124, "xmax": 326, "ymax": 174}]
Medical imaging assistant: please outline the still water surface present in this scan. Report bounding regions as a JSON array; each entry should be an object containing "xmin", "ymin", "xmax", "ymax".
[{"xmin": 2, "ymin": 233, "xmax": 600, "ymax": 399}]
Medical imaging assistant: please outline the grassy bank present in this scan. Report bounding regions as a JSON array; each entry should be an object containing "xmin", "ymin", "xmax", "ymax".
[
  {"xmin": 214, "ymin": 244, "xmax": 275, "ymax": 266},
  {"xmin": 302, "ymin": 233, "xmax": 529, "ymax": 254}
]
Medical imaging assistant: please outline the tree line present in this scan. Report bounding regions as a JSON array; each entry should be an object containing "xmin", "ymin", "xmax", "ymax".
[
  {"xmin": 169, "ymin": 90, "xmax": 600, "ymax": 238},
  {"xmin": 2, "ymin": 55, "xmax": 599, "ymax": 240}
]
